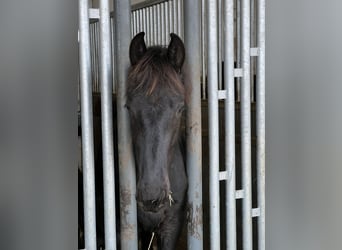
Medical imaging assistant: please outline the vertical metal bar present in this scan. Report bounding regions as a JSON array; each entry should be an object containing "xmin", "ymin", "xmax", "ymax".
[
  {"xmin": 236, "ymin": 0, "xmax": 241, "ymax": 101},
  {"xmin": 99, "ymin": 0, "xmax": 117, "ymax": 249},
  {"xmin": 114, "ymin": 0, "xmax": 139, "ymax": 249},
  {"xmin": 111, "ymin": 16, "xmax": 116, "ymax": 93},
  {"xmin": 95, "ymin": 23, "xmax": 99, "ymax": 92},
  {"xmin": 201, "ymin": 0, "xmax": 206, "ymax": 100},
  {"xmin": 257, "ymin": 0, "xmax": 266, "ymax": 249},
  {"xmin": 173, "ymin": 0, "xmax": 178, "ymax": 34},
  {"xmin": 218, "ymin": 0, "xmax": 222, "ymax": 90},
  {"xmin": 241, "ymin": 0, "xmax": 253, "ymax": 248},
  {"xmin": 153, "ymin": 5, "xmax": 157, "ymax": 45},
  {"xmin": 143, "ymin": 8, "xmax": 147, "ymax": 35},
  {"xmin": 79, "ymin": 0, "xmax": 97, "ymax": 249},
  {"xmin": 146, "ymin": 7, "xmax": 150, "ymax": 45},
  {"xmin": 208, "ymin": 0, "xmax": 220, "ymax": 249},
  {"xmin": 161, "ymin": 3, "xmax": 165, "ymax": 45},
  {"xmin": 165, "ymin": 1, "xmax": 169, "ymax": 43},
  {"xmin": 157, "ymin": 4, "xmax": 161, "ymax": 45},
  {"xmin": 169, "ymin": 0, "xmax": 174, "ymax": 33},
  {"xmin": 224, "ymin": 0, "xmax": 237, "ymax": 249},
  {"xmin": 250, "ymin": 0, "xmax": 255, "ymax": 102},
  {"xmin": 184, "ymin": 0, "xmax": 203, "ymax": 249},
  {"xmin": 177, "ymin": 0, "xmax": 182, "ymax": 38},
  {"xmin": 150, "ymin": 7, "xmax": 154, "ymax": 45}
]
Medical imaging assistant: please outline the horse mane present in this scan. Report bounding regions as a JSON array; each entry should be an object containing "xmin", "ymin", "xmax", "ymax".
[{"xmin": 127, "ymin": 47, "xmax": 185, "ymax": 98}]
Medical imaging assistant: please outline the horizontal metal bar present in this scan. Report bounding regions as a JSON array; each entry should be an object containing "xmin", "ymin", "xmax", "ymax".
[
  {"xmin": 234, "ymin": 68, "xmax": 243, "ymax": 77},
  {"xmin": 218, "ymin": 90, "xmax": 227, "ymax": 100},
  {"xmin": 219, "ymin": 170, "xmax": 228, "ymax": 180},
  {"xmin": 235, "ymin": 189, "xmax": 244, "ymax": 199},
  {"xmin": 252, "ymin": 207, "xmax": 261, "ymax": 217},
  {"xmin": 89, "ymin": 8, "xmax": 100, "ymax": 19},
  {"xmin": 250, "ymin": 47, "xmax": 259, "ymax": 56},
  {"xmin": 131, "ymin": 0, "xmax": 166, "ymax": 11}
]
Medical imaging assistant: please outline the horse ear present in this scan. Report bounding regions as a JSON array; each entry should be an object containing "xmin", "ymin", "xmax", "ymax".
[
  {"xmin": 167, "ymin": 33, "xmax": 185, "ymax": 71},
  {"xmin": 129, "ymin": 32, "xmax": 147, "ymax": 65}
]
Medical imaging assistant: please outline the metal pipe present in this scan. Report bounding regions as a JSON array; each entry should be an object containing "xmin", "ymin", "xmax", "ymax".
[
  {"xmin": 241, "ymin": 0, "xmax": 253, "ymax": 248},
  {"xmin": 218, "ymin": 0, "xmax": 222, "ymax": 90},
  {"xmin": 224, "ymin": 0, "xmax": 237, "ymax": 249},
  {"xmin": 99, "ymin": 0, "xmax": 117, "ymax": 249},
  {"xmin": 153, "ymin": 5, "xmax": 157, "ymax": 45},
  {"xmin": 250, "ymin": 0, "xmax": 256, "ymax": 102},
  {"xmin": 207, "ymin": 0, "xmax": 220, "ymax": 249},
  {"xmin": 256, "ymin": 0, "xmax": 266, "ymax": 249},
  {"xmin": 114, "ymin": 0, "xmax": 139, "ymax": 249},
  {"xmin": 79, "ymin": 0, "xmax": 97, "ymax": 249},
  {"xmin": 165, "ymin": 1, "xmax": 169, "ymax": 43},
  {"xmin": 157, "ymin": 4, "xmax": 161, "ymax": 45},
  {"xmin": 178, "ymin": 0, "xmax": 182, "ymax": 38},
  {"xmin": 161, "ymin": 3, "xmax": 165, "ymax": 45},
  {"xmin": 236, "ymin": 0, "xmax": 241, "ymax": 102},
  {"xmin": 184, "ymin": 0, "xmax": 203, "ymax": 249},
  {"xmin": 169, "ymin": 0, "xmax": 174, "ymax": 33},
  {"xmin": 201, "ymin": 0, "xmax": 206, "ymax": 99},
  {"xmin": 173, "ymin": 0, "xmax": 178, "ymax": 34}
]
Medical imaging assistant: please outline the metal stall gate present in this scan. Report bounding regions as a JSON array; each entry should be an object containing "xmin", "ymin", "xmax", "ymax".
[{"xmin": 79, "ymin": 0, "xmax": 265, "ymax": 249}]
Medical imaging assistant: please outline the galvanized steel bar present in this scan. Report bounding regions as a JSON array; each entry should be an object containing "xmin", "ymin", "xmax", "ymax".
[
  {"xmin": 241, "ymin": 0, "xmax": 253, "ymax": 248},
  {"xmin": 201, "ymin": 0, "xmax": 206, "ymax": 99},
  {"xmin": 161, "ymin": 3, "xmax": 166, "ymax": 45},
  {"xmin": 224, "ymin": 0, "xmax": 237, "ymax": 249},
  {"xmin": 218, "ymin": 0, "xmax": 222, "ymax": 90},
  {"xmin": 173, "ymin": 0, "xmax": 178, "ymax": 34},
  {"xmin": 250, "ymin": 0, "xmax": 256, "ymax": 102},
  {"xmin": 236, "ymin": 0, "xmax": 241, "ymax": 102},
  {"xmin": 79, "ymin": 0, "xmax": 97, "ymax": 249},
  {"xmin": 153, "ymin": 5, "xmax": 157, "ymax": 45},
  {"xmin": 169, "ymin": 0, "xmax": 174, "ymax": 33},
  {"xmin": 165, "ymin": 1, "xmax": 169, "ymax": 43},
  {"xmin": 208, "ymin": 0, "xmax": 220, "ymax": 249},
  {"xmin": 114, "ymin": 0, "xmax": 139, "ymax": 249},
  {"xmin": 177, "ymin": 0, "xmax": 182, "ymax": 38},
  {"xmin": 256, "ymin": 0, "xmax": 266, "ymax": 249},
  {"xmin": 150, "ymin": 7, "xmax": 154, "ymax": 45},
  {"xmin": 99, "ymin": 0, "xmax": 117, "ymax": 248},
  {"xmin": 184, "ymin": 0, "xmax": 203, "ymax": 249},
  {"xmin": 157, "ymin": 4, "xmax": 162, "ymax": 45}
]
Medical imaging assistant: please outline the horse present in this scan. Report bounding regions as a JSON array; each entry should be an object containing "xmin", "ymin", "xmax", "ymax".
[{"xmin": 126, "ymin": 32, "xmax": 188, "ymax": 250}]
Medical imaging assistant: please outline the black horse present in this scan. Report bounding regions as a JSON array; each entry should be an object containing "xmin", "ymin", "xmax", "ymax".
[{"xmin": 126, "ymin": 32, "xmax": 188, "ymax": 250}]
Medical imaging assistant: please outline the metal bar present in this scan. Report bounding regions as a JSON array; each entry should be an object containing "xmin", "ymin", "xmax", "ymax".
[
  {"xmin": 218, "ymin": 0, "xmax": 222, "ymax": 90},
  {"xmin": 161, "ymin": 3, "xmax": 165, "ymax": 45},
  {"xmin": 169, "ymin": 0, "xmax": 174, "ymax": 33},
  {"xmin": 236, "ymin": 0, "xmax": 241, "ymax": 102},
  {"xmin": 256, "ymin": 0, "xmax": 266, "ymax": 249},
  {"xmin": 95, "ymin": 23, "xmax": 99, "ymax": 92},
  {"xmin": 173, "ymin": 0, "xmax": 178, "ymax": 34},
  {"xmin": 99, "ymin": 0, "xmax": 117, "ymax": 249},
  {"xmin": 150, "ymin": 6, "xmax": 154, "ymax": 45},
  {"xmin": 165, "ymin": 1, "xmax": 169, "ymax": 43},
  {"xmin": 201, "ymin": 0, "xmax": 206, "ymax": 99},
  {"xmin": 224, "ymin": 0, "xmax": 237, "ymax": 248},
  {"xmin": 241, "ymin": 0, "xmax": 253, "ymax": 248},
  {"xmin": 250, "ymin": 0, "xmax": 255, "ymax": 102},
  {"xmin": 208, "ymin": 0, "xmax": 220, "ymax": 249},
  {"xmin": 184, "ymin": 0, "xmax": 203, "ymax": 249},
  {"xmin": 79, "ymin": 0, "xmax": 97, "ymax": 249},
  {"xmin": 114, "ymin": 0, "xmax": 139, "ymax": 249},
  {"xmin": 177, "ymin": 0, "xmax": 182, "ymax": 38},
  {"xmin": 157, "ymin": 4, "xmax": 161, "ymax": 45},
  {"xmin": 89, "ymin": 8, "xmax": 100, "ymax": 19},
  {"xmin": 153, "ymin": 5, "xmax": 157, "ymax": 45},
  {"xmin": 147, "ymin": 7, "xmax": 151, "ymax": 45}
]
